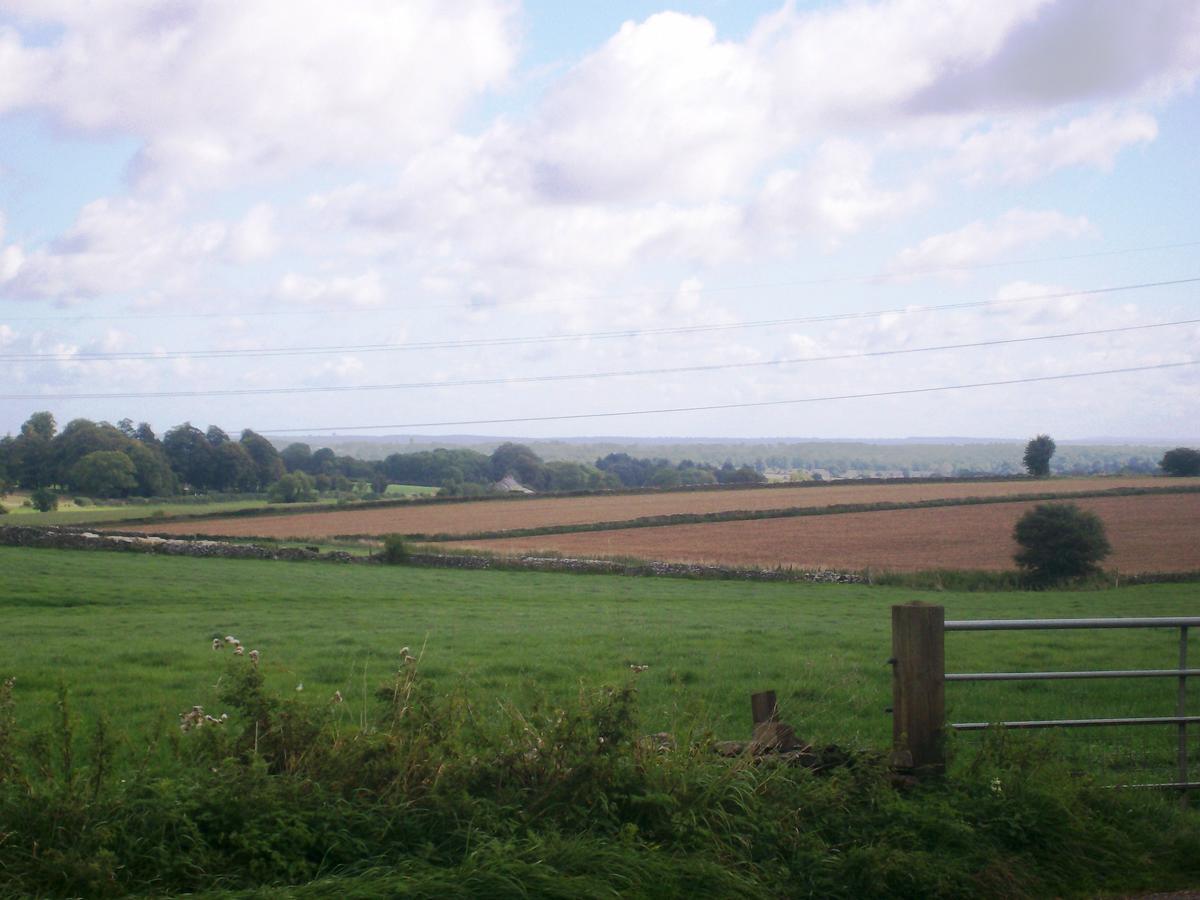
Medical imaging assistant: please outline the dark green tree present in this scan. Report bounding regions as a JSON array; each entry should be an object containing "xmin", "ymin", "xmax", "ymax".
[
  {"xmin": 1013, "ymin": 502, "xmax": 1111, "ymax": 582},
  {"xmin": 1160, "ymin": 447, "xmax": 1200, "ymax": 477},
  {"xmin": 126, "ymin": 443, "xmax": 178, "ymax": 496},
  {"xmin": 280, "ymin": 443, "xmax": 313, "ymax": 473},
  {"xmin": 212, "ymin": 441, "xmax": 257, "ymax": 491},
  {"xmin": 268, "ymin": 471, "xmax": 317, "ymax": 503},
  {"xmin": 133, "ymin": 422, "xmax": 159, "ymax": 445},
  {"xmin": 1023, "ymin": 434, "xmax": 1056, "ymax": 477},
  {"xmin": 69, "ymin": 450, "xmax": 138, "ymax": 498},
  {"xmin": 489, "ymin": 442, "xmax": 545, "ymax": 488},
  {"xmin": 205, "ymin": 425, "xmax": 231, "ymax": 447},
  {"xmin": 240, "ymin": 430, "xmax": 286, "ymax": 489},
  {"xmin": 30, "ymin": 486, "xmax": 58, "ymax": 512},
  {"xmin": 163, "ymin": 422, "xmax": 217, "ymax": 491}
]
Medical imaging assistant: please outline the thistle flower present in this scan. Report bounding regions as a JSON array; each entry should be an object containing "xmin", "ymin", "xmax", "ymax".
[
  {"xmin": 224, "ymin": 636, "xmax": 238, "ymax": 645},
  {"xmin": 234, "ymin": 645, "xmax": 244, "ymax": 656},
  {"xmin": 332, "ymin": 690, "xmax": 343, "ymax": 704},
  {"xmin": 296, "ymin": 683, "xmax": 304, "ymax": 692},
  {"xmin": 629, "ymin": 664, "xmax": 650, "ymax": 673},
  {"xmin": 212, "ymin": 638, "xmax": 222, "ymax": 651},
  {"xmin": 249, "ymin": 649, "xmax": 260, "ymax": 666}
]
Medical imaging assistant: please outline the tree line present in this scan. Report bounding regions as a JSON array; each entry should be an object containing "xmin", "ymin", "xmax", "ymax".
[{"xmin": 0, "ymin": 411, "xmax": 768, "ymax": 503}]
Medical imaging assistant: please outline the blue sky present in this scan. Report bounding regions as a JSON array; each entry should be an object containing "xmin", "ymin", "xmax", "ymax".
[{"xmin": 0, "ymin": 0, "xmax": 1197, "ymax": 441}]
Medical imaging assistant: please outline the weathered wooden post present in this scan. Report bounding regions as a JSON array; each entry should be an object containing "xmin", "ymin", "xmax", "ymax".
[
  {"xmin": 750, "ymin": 690, "xmax": 778, "ymax": 728},
  {"xmin": 891, "ymin": 602, "xmax": 945, "ymax": 774}
]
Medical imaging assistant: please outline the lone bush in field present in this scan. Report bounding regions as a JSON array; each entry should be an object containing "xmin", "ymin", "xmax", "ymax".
[
  {"xmin": 1013, "ymin": 502, "xmax": 1111, "ymax": 582},
  {"xmin": 30, "ymin": 487, "xmax": 57, "ymax": 512},
  {"xmin": 381, "ymin": 533, "xmax": 410, "ymax": 564}
]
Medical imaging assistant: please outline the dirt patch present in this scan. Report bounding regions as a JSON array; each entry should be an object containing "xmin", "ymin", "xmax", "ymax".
[
  {"xmin": 446, "ymin": 493, "xmax": 1200, "ymax": 573},
  {"xmin": 121, "ymin": 477, "xmax": 1177, "ymax": 541}
]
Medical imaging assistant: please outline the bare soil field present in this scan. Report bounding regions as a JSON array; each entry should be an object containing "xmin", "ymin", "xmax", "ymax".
[
  {"xmin": 124, "ymin": 476, "xmax": 1180, "ymax": 541},
  {"xmin": 446, "ymin": 493, "xmax": 1200, "ymax": 573}
]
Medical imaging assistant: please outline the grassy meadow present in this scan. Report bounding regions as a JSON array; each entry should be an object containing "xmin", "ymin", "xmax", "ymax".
[
  {"xmin": 2, "ymin": 545, "xmax": 1199, "ymax": 897},
  {"xmin": 2, "ymin": 546, "xmax": 1196, "ymax": 767},
  {"xmin": 0, "ymin": 494, "xmax": 323, "ymax": 527}
]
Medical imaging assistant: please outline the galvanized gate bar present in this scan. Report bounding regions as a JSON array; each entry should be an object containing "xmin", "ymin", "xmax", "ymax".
[
  {"xmin": 918, "ymin": 611, "xmax": 1199, "ymax": 797},
  {"xmin": 947, "ymin": 668, "xmax": 1200, "ymax": 681},
  {"xmin": 1179, "ymin": 627, "xmax": 1190, "ymax": 794},
  {"xmin": 945, "ymin": 616, "xmax": 1200, "ymax": 631},
  {"xmin": 951, "ymin": 715, "xmax": 1200, "ymax": 731}
]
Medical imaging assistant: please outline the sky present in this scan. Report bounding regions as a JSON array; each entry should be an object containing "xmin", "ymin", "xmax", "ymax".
[{"xmin": 0, "ymin": 0, "xmax": 1198, "ymax": 442}]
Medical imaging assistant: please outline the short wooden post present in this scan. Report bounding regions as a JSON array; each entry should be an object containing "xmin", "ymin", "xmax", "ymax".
[
  {"xmin": 750, "ymin": 691, "xmax": 778, "ymax": 727},
  {"xmin": 891, "ymin": 603, "xmax": 945, "ymax": 774}
]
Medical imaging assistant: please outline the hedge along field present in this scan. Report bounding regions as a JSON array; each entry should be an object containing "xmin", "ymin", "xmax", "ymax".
[
  {"xmin": 450, "ymin": 492, "xmax": 1200, "ymax": 574},
  {"xmin": 1, "ymin": 546, "xmax": 1196, "ymax": 767},
  {"xmin": 119, "ymin": 475, "xmax": 1181, "ymax": 540}
]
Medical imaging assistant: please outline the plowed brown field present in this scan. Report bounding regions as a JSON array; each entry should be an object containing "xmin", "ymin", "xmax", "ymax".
[
  {"xmin": 125, "ymin": 476, "xmax": 1179, "ymax": 540},
  {"xmin": 448, "ymin": 493, "xmax": 1200, "ymax": 573}
]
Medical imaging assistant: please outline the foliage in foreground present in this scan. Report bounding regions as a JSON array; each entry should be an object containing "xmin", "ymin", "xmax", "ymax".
[{"xmin": 0, "ymin": 662, "xmax": 1197, "ymax": 899}]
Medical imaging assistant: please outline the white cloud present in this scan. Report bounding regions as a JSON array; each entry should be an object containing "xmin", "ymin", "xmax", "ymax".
[
  {"xmin": 1, "ymin": 195, "xmax": 225, "ymax": 302},
  {"xmin": 951, "ymin": 110, "xmax": 1158, "ymax": 184},
  {"xmin": 891, "ymin": 209, "xmax": 1094, "ymax": 274},
  {"xmin": 519, "ymin": 12, "xmax": 773, "ymax": 204},
  {"xmin": 225, "ymin": 203, "xmax": 280, "ymax": 264},
  {"xmin": 908, "ymin": 0, "xmax": 1200, "ymax": 113},
  {"xmin": 750, "ymin": 141, "xmax": 927, "ymax": 249},
  {"xmin": 277, "ymin": 271, "xmax": 386, "ymax": 309},
  {"xmin": 0, "ymin": 0, "xmax": 517, "ymax": 190}
]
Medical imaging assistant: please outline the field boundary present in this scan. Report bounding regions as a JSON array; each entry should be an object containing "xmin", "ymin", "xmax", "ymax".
[
  {"xmin": 81, "ymin": 473, "xmax": 1127, "ymax": 528},
  {"xmin": 0, "ymin": 524, "xmax": 866, "ymax": 583},
  {"xmin": 350, "ymin": 484, "xmax": 1200, "ymax": 543}
]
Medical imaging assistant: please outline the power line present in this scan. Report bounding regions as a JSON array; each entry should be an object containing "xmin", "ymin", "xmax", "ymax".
[
  {"xmin": 6, "ymin": 317, "xmax": 1196, "ymax": 401},
  {"xmin": 2, "ymin": 276, "xmax": 1196, "ymax": 363},
  {"xmin": 254, "ymin": 360, "xmax": 1199, "ymax": 433},
  {"xmin": 3, "ymin": 238, "xmax": 1198, "ymax": 323}
]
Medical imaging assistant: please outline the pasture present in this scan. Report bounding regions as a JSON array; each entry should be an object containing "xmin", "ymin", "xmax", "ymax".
[
  {"xmin": 121, "ymin": 475, "xmax": 1183, "ymax": 540},
  {"xmin": 0, "ymin": 495, "xmax": 333, "ymax": 527},
  {"xmin": 451, "ymin": 492, "xmax": 1200, "ymax": 573},
  {"xmin": 3, "ymin": 546, "xmax": 1199, "ymax": 897},
  {"xmin": 2, "ymin": 546, "xmax": 1196, "ymax": 763}
]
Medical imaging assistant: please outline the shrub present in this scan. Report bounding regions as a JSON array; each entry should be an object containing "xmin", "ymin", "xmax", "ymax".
[
  {"xmin": 1013, "ymin": 502, "xmax": 1111, "ymax": 582},
  {"xmin": 30, "ymin": 487, "xmax": 58, "ymax": 512},
  {"xmin": 268, "ymin": 472, "xmax": 317, "ymax": 503},
  {"xmin": 381, "ymin": 533, "xmax": 410, "ymax": 564}
]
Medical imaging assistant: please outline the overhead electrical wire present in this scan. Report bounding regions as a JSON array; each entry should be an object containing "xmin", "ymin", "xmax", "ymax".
[
  {"xmin": 2, "ymin": 238, "xmax": 1198, "ymax": 323},
  {"xmin": 1, "ymin": 276, "xmax": 1196, "ymax": 364},
  {"xmin": 5, "ymin": 316, "xmax": 1196, "ymax": 401},
  {"xmin": 254, "ymin": 360, "xmax": 1200, "ymax": 433}
]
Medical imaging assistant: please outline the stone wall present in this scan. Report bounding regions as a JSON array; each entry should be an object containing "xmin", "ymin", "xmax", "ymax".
[{"xmin": 0, "ymin": 524, "xmax": 863, "ymax": 583}]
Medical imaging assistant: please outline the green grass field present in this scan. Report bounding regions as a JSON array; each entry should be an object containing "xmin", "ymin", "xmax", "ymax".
[
  {"xmin": 0, "ymin": 496, "xmax": 284, "ymax": 526},
  {"xmin": 383, "ymin": 483, "xmax": 440, "ymax": 497},
  {"xmin": 2, "ymin": 545, "xmax": 1198, "ymax": 897},
  {"xmin": 2, "ymin": 546, "xmax": 1195, "ymax": 773}
]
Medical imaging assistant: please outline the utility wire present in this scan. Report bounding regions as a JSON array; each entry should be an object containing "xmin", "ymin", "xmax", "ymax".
[
  {"xmin": 6, "ymin": 317, "xmax": 1196, "ymax": 401},
  {"xmin": 255, "ymin": 360, "xmax": 1199, "ymax": 433},
  {"xmin": 3, "ymin": 238, "xmax": 1199, "ymax": 322},
  {"xmin": 2, "ymin": 276, "xmax": 1196, "ymax": 363}
]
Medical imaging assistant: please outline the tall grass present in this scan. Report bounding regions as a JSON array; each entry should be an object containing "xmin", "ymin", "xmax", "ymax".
[{"xmin": 0, "ymin": 657, "xmax": 1196, "ymax": 898}]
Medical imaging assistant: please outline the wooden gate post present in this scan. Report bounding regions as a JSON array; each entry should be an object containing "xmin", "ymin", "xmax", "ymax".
[{"xmin": 891, "ymin": 602, "xmax": 945, "ymax": 774}]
